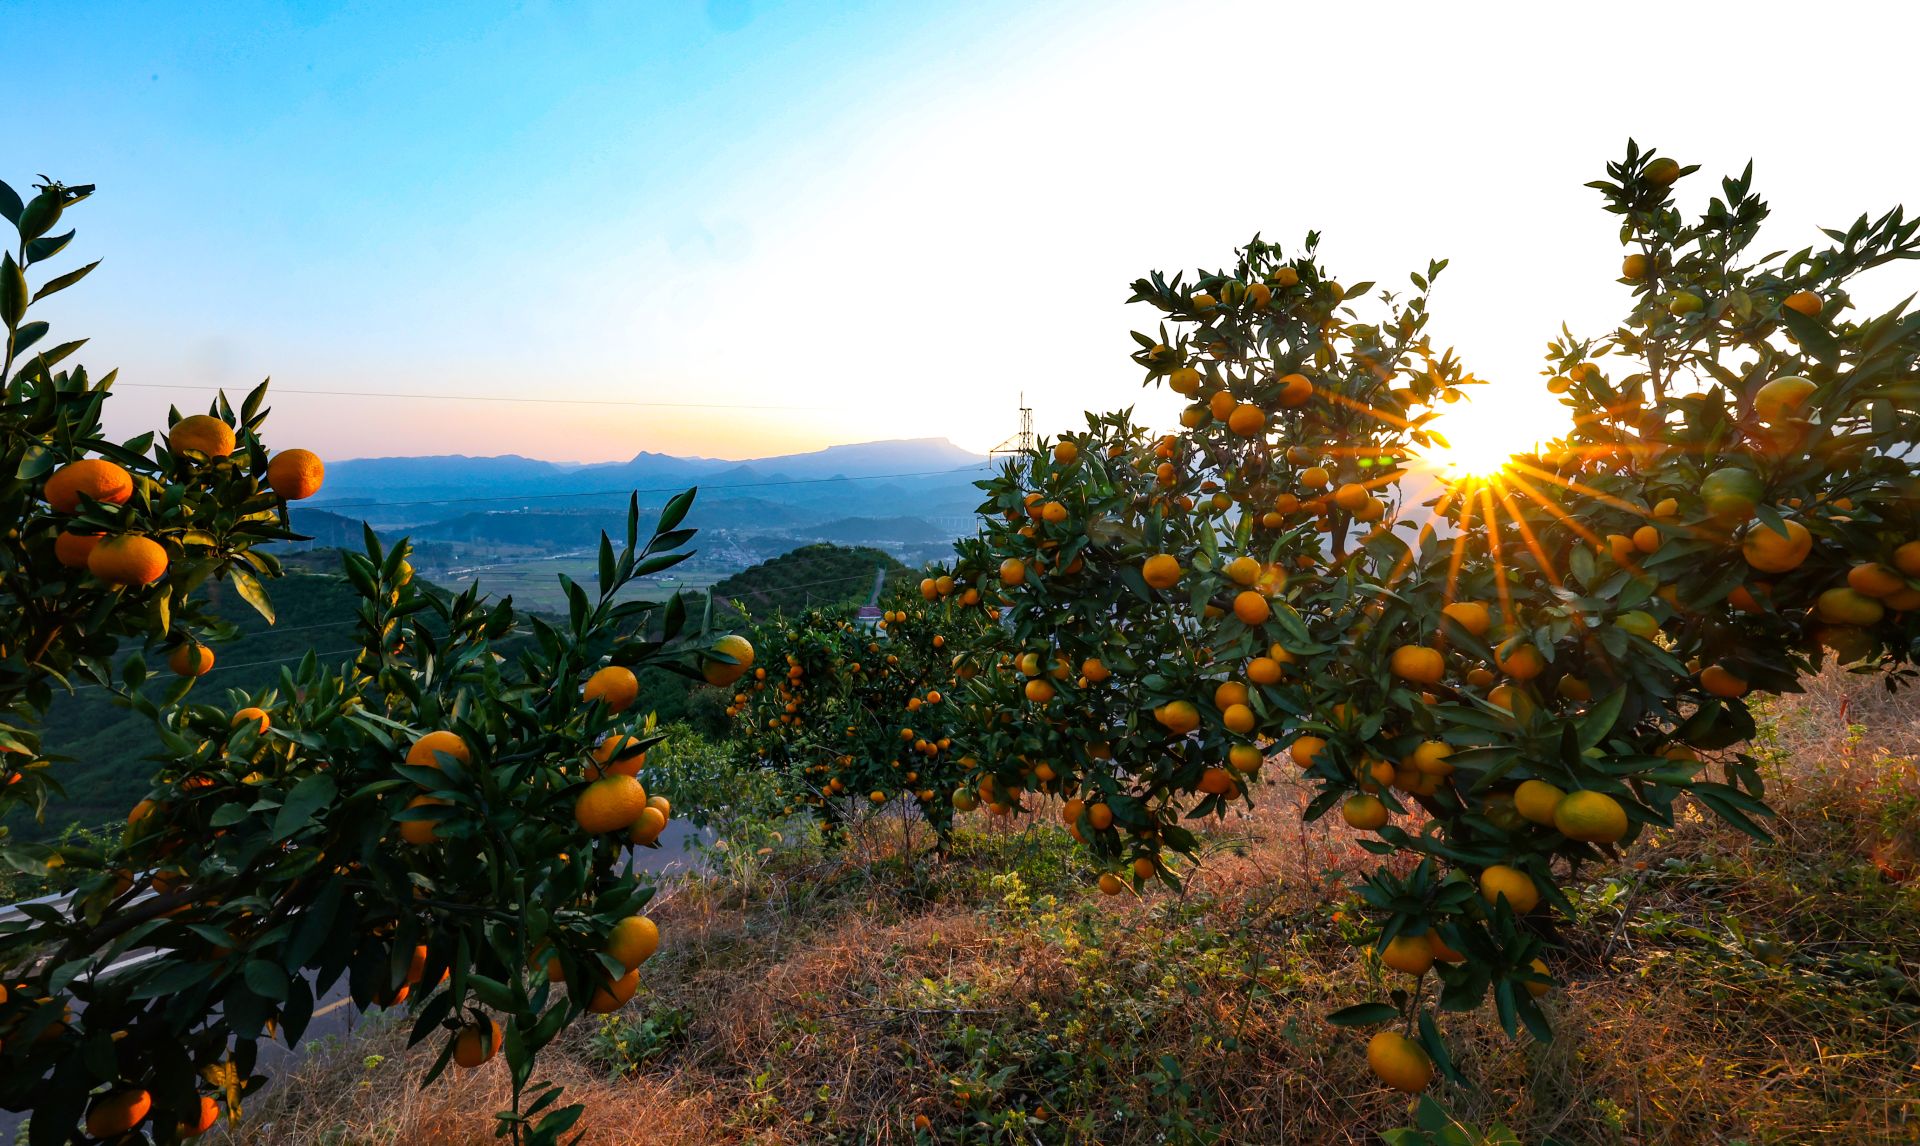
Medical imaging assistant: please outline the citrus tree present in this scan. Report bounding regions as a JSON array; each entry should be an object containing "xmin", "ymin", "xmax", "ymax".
[
  {"xmin": 733, "ymin": 575, "xmax": 996, "ymax": 849},
  {"xmin": 0, "ymin": 174, "xmax": 757, "ymax": 1144},
  {"xmin": 957, "ymin": 144, "xmax": 1920, "ymax": 1093}
]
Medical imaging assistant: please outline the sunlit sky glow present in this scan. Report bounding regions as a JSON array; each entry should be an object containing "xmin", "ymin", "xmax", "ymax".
[{"xmin": 11, "ymin": 1, "xmax": 1917, "ymax": 463}]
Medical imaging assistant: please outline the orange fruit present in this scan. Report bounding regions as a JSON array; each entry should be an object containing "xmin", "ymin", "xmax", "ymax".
[
  {"xmin": 1621, "ymin": 253, "xmax": 1648, "ymax": 280},
  {"xmin": 1024, "ymin": 678, "xmax": 1056, "ymax": 704},
  {"xmin": 1427, "ymin": 931, "xmax": 1465, "ymax": 963},
  {"xmin": 88, "ymin": 534, "xmax": 169, "ymax": 587},
  {"xmin": 45, "ymin": 458, "xmax": 134, "ymax": 513},
  {"xmin": 607, "ymin": 915, "xmax": 660, "ymax": 969},
  {"xmin": 1081, "ymin": 657, "xmax": 1111, "ymax": 682},
  {"xmin": 177, "ymin": 1095, "xmax": 220, "ymax": 1137},
  {"xmin": 1389, "ymin": 645, "xmax": 1444, "ymax": 685},
  {"xmin": 1381, "ymin": 934, "xmax": 1434, "ymax": 975},
  {"xmin": 1097, "ymin": 873, "xmax": 1124, "ymax": 896},
  {"xmin": 1633, "ymin": 524, "xmax": 1662, "ymax": 553},
  {"xmin": 1409, "ymin": 741, "xmax": 1454, "ymax": 776},
  {"xmin": 1232, "ymin": 590, "xmax": 1270, "ymax": 625},
  {"xmin": 453, "ymin": 1018, "xmax": 502, "ymax": 1068},
  {"xmin": 1227, "ymin": 403, "xmax": 1265, "ymax": 436},
  {"xmin": 575, "ymin": 775, "xmax": 648, "ymax": 833},
  {"xmin": 399, "ymin": 795, "xmax": 448, "ymax": 845},
  {"xmin": 1479, "ymin": 865, "xmax": 1539, "ymax": 913},
  {"xmin": 1895, "ymin": 542, "xmax": 1920, "ymax": 578},
  {"xmin": 1087, "ymin": 802, "xmax": 1114, "ymax": 830},
  {"xmin": 86, "ymin": 1089, "xmax": 152, "ymax": 1138},
  {"xmin": 168, "ymin": 414, "xmax": 237, "ymax": 458},
  {"xmin": 1213, "ymin": 681, "xmax": 1249, "ymax": 709},
  {"xmin": 1333, "ymin": 483, "xmax": 1369, "ymax": 512},
  {"xmin": 1290, "ymin": 735, "xmax": 1325, "ymax": 769},
  {"xmin": 408, "ymin": 730, "xmax": 471, "ymax": 770},
  {"xmin": 1228, "ymin": 744, "xmax": 1262, "ymax": 773},
  {"xmin": 1524, "ymin": 957, "xmax": 1553, "ymax": 998},
  {"xmin": 587, "ymin": 966, "xmax": 641, "ymax": 1013},
  {"xmin": 169, "ymin": 644, "xmax": 215, "ymax": 677},
  {"xmin": 1782, "ymin": 290, "xmax": 1823, "ymax": 317},
  {"xmin": 263, "ymin": 448, "xmax": 325, "ymax": 499},
  {"xmin": 1440, "ymin": 601, "xmax": 1491, "ymax": 638},
  {"xmin": 1644, "ymin": 156, "xmax": 1681, "ymax": 185},
  {"xmin": 702, "ymin": 634, "xmax": 755, "ymax": 686},
  {"xmin": 1277, "ymin": 373, "xmax": 1314, "ymax": 406},
  {"xmin": 1197, "ymin": 767, "xmax": 1236, "ymax": 796},
  {"xmin": 1699, "ymin": 665, "xmax": 1749, "ymax": 698},
  {"xmin": 1156, "ymin": 700, "xmax": 1200, "ymax": 735},
  {"xmin": 1341, "ymin": 794, "xmax": 1388, "ymax": 831},
  {"xmin": 231, "ymin": 707, "xmax": 271, "ymax": 734},
  {"xmin": 1752, "ymin": 375, "xmax": 1816, "ymax": 422},
  {"xmin": 1741, "ymin": 519, "xmax": 1812, "ymax": 573},
  {"xmin": 1224, "ymin": 555, "xmax": 1261, "ymax": 585},
  {"xmin": 591, "ymin": 735, "xmax": 646, "ymax": 779},
  {"xmin": 1514, "ymin": 779, "xmax": 1564, "ymax": 826},
  {"xmin": 1554, "ymin": 790, "xmax": 1628, "ymax": 843},
  {"xmin": 1847, "ymin": 563, "xmax": 1906, "ymax": 599},
  {"xmin": 1142, "ymin": 554, "xmax": 1183, "ymax": 590},
  {"xmin": 53, "ymin": 530, "xmax": 102, "ymax": 568},
  {"xmin": 629, "ymin": 805, "xmax": 668, "ymax": 845},
  {"xmin": 1366, "ymin": 1031, "xmax": 1433, "ymax": 1093},
  {"xmin": 1816, "ymin": 587, "xmax": 1884, "ymax": 626},
  {"xmin": 583, "ymin": 665, "xmax": 639, "ymax": 713},
  {"xmin": 1496, "ymin": 640, "xmax": 1545, "ymax": 682},
  {"xmin": 1221, "ymin": 703, "xmax": 1254, "ymax": 734}
]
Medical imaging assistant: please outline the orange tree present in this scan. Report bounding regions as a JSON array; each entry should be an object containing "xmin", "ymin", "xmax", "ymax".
[
  {"xmin": 0, "ymin": 175, "xmax": 754, "ymax": 1143},
  {"xmin": 956, "ymin": 144, "xmax": 1920, "ymax": 1094},
  {"xmin": 733, "ymin": 575, "xmax": 996, "ymax": 848}
]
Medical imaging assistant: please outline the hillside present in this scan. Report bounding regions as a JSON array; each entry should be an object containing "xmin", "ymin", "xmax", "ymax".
[{"xmin": 709, "ymin": 543, "xmax": 911, "ymax": 618}]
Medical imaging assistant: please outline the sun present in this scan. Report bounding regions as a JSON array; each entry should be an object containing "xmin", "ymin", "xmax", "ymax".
[{"xmin": 1420, "ymin": 383, "xmax": 1566, "ymax": 474}]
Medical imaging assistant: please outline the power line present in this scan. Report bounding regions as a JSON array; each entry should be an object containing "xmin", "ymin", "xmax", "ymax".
[
  {"xmin": 300, "ymin": 463, "xmax": 998, "ymax": 514},
  {"xmin": 115, "ymin": 382, "xmax": 835, "ymax": 412}
]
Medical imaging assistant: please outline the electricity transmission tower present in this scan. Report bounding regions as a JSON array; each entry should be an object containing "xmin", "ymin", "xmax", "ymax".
[{"xmin": 989, "ymin": 393, "xmax": 1034, "ymax": 457}]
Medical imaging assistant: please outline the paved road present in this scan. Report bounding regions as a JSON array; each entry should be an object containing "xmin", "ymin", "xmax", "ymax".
[{"xmin": 0, "ymin": 820, "xmax": 710, "ymax": 1140}]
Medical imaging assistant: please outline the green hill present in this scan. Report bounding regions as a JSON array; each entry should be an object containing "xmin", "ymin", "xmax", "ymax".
[{"xmin": 709, "ymin": 544, "xmax": 911, "ymax": 619}]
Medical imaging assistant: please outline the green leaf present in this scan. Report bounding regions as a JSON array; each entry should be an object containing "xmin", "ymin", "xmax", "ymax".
[
  {"xmin": 1325, "ymin": 1001, "xmax": 1399, "ymax": 1027},
  {"xmin": 272, "ymin": 773, "xmax": 337, "ymax": 840},
  {"xmin": 230, "ymin": 566, "xmax": 275, "ymax": 624}
]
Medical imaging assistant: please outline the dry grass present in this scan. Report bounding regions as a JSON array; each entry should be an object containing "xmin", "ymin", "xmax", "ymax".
[{"xmin": 221, "ymin": 667, "xmax": 1920, "ymax": 1145}]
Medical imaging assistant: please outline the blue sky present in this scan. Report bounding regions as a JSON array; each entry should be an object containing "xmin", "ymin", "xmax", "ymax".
[{"xmin": 9, "ymin": 1, "xmax": 1918, "ymax": 462}]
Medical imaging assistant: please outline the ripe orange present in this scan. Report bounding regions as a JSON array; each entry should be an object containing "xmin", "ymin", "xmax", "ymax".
[
  {"xmin": 1389, "ymin": 645, "xmax": 1444, "ymax": 685},
  {"xmin": 1228, "ymin": 743, "xmax": 1262, "ymax": 773},
  {"xmin": 1524, "ymin": 957, "xmax": 1553, "ymax": 998},
  {"xmin": 1816, "ymin": 587, "xmax": 1885, "ymax": 626},
  {"xmin": 399, "ymin": 795, "xmax": 448, "ymax": 845},
  {"xmin": 408, "ymin": 730, "xmax": 472, "ymax": 770},
  {"xmin": 86, "ymin": 1089, "xmax": 152, "ymax": 1138},
  {"xmin": 1232, "ymin": 590, "xmax": 1270, "ymax": 625},
  {"xmin": 1699, "ymin": 665, "xmax": 1749, "ymax": 698},
  {"xmin": 1333, "ymin": 483, "xmax": 1369, "ymax": 512},
  {"xmin": 1496, "ymin": 640, "xmax": 1545, "ymax": 682},
  {"xmin": 1752, "ymin": 375, "xmax": 1816, "ymax": 423},
  {"xmin": 1554, "ymin": 790, "xmax": 1628, "ymax": 843},
  {"xmin": 1440, "ymin": 601, "xmax": 1491, "ymax": 638},
  {"xmin": 1097, "ymin": 873, "xmax": 1124, "ymax": 896},
  {"xmin": 1621, "ymin": 252, "xmax": 1648, "ymax": 280},
  {"xmin": 177, "ymin": 1095, "xmax": 220, "ymax": 1138},
  {"xmin": 1024, "ymin": 678, "xmax": 1056, "ymax": 704},
  {"xmin": 1409, "ymin": 740, "xmax": 1454, "ymax": 776},
  {"xmin": 607, "ymin": 915, "xmax": 660, "ymax": 969},
  {"xmin": 1633, "ymin": 524, "xmax": 1662, "ymax": 553},
  {"xmin": 1087, "ymin": 802, "xmax": 1114, "ymax": 830},
  {"xmin": 45, "ymin": 458, "xmax": 134, "ymax": 513},
  {"xmin": 1341, "ymin": 794, "xmax": 1388, "ymax": 830},
  {"xmin": 1366, "ymin": 1031, "xmax": 1433, "ymax": 1093},
  {"xmin": 1847, "ymin": 563, "xmax": 1906, "ymax": 599},
  {"xmin": 53, "ymin": 530, "xmax": 102, "ymax": 568},
  {"xmin": 1513, "ymin": 779, "xmax": 1564, "ymax": 826},
  {"xmin": 1213, "ymin": 681, "xmax": 1249, "ymax": 709},
  {"xmin": 88, "ymin": 534, "xmax": 169, "ymax": 587},
  {"xmin": 1141, "ymin": 554, "xmax": 1183, "ymax": 589},
  {"xmin": 588, "ymin": 966, "xmax": 641, "ymax": 1013},
  {"xmin": 999, "ymin": 558, "xmax": 1026, "ymax": 586},
  {"xmin": 629, "ymin": 805, "xmax": 668, "ymax": 845},
  {"xmin": 1290, "ymin": 735, "xmax": 1325, "ymax": 769},
  {"xmin": 1479, "ymin": 865, "xmax": 1539, "ymax": 913},
  {"xmin": 169, "ymin": 644, "xmax": 215, "ymax": 677},
  {"xmin": 1277, "ymin": 373, "xmax": 1313, "ymax": 406},
  {"xmin": 1381, "ymin": 934, "xmax": 1434, "ymax": 975},
  {"xmin": 453, "ymin": 1018, "xmax": 502, "ymax": 1068},
  {"xmin": 1156, "ymin": 700, "xmax": 1200, "ymax": 735},
  {"xmin": 1221, "ymin": 703, "xmax": 1254, "ymax": 734},
  {"xmin": 576, "ymin": 775, "xmax": 648, "ymax": 833},
  {"xmin": 1782, "ymin": 290, "xmax": 1823, "ymax": 317},
  {"xmin": 591, "ymin": 735, "xmax": 646, "ymax": 779},
  {"xmin": 1226, "ymin": 403, "xmax": 1265, "ymax": 436},
  {"xmin": 584, "ymin": 665, "xmax": 640, "ymax": 713},
  {"xmin": 169, "ymin": 414, "xmax": 237, "ymax": 458},
  {"xmin": 702, "ymin": 634, "xmax": 756, "ymax": 686},
  {"xmin": 1895, "ymin": 542, "xmax": 1920, "ymax": 578},
  {"xmin": 1427, "ymin": 931, "xmax": 1465, "ymax": 963},
  {"xmin": 231, "ymin": 706, "xmax": 271, "ymax": 734},
  {"xmin": 262, "ymin": 448, "xmax": 325, "ymax": 500},
  {"xmin": 1298, "ymin": 465, "xmax": 1330, "ymax": 490},
  {"xmin": 1741, "ymin": 519, "xmax": 1812, "ymax": 573}
]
